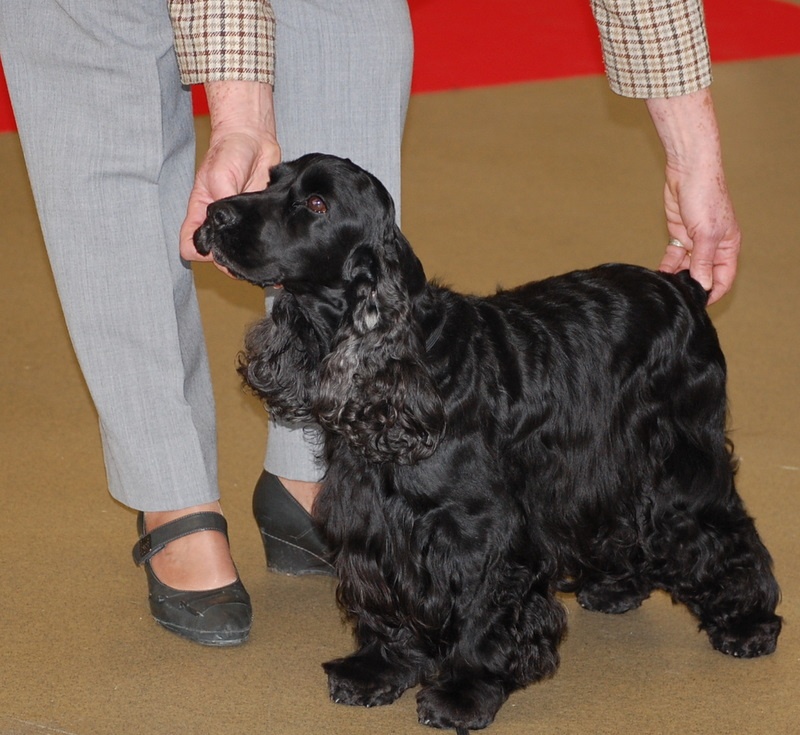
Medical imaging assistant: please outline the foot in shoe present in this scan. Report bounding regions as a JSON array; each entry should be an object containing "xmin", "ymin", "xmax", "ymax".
[
  {"xmin": 145, "ymin": 502, "xmax": 238, "ymax": 591},
  {"xmin": 253, "ymin": 471, "xmax": 335, "ymax": 576},
  {"xmin": 134, "ymin": 506, "xmax": 252, "ymax": 646}
]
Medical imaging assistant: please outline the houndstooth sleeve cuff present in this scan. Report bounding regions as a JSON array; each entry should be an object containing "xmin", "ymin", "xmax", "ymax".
[
  {"xmin": 168, "ymin": 0, "xmax": 275, "ymax": 86},
  {"xmin": 590, "ymin": 0, "xmax": 712, "ymax": 99}
]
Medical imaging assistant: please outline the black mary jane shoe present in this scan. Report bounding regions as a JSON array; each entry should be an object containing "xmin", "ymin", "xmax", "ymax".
[
  {"xmin": 253, "ymin": 471, "xmax": 335, "ymax": 577},
  {"xmin": 132, "ymin": 511, "xmax": 252, "ymax": 646}
]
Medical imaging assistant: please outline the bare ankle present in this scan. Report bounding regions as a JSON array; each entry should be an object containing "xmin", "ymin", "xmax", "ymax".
[
  {"xmin": 142, "ymin": 502, "xmax": 238, "ymax": 591},
  {"xmin": 144, "ymin": 501, "xmax": 223, "ymax": 531}
]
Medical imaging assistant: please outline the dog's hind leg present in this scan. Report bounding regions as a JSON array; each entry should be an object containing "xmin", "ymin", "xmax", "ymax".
[
  {"xmin": 646, "ymin": 450, "xmax": 781, "ymax": 657},
  {"xmin": 641, "ymin": 339, "xmax": 782, "ymax": 657},
  {"xmin": 662, "ymin": 505, "xmax": 781, "ymax": 658},
  {"xmin": 575, "ymin": 573, "xmax": 652, "ymax": 615},
  {"xmin": 567, "ymin": 517, "xmax": 653, "ymax": 614}
]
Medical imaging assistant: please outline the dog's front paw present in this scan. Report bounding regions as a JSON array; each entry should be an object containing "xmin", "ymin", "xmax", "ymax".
[
  {"xmin": 706, "ymin": 614, "xmax": 782, "ymax": 658},
  {"xmin": 416, "ymin": 679, "xmax": 507, "ymax": 731},
  {"xmin": 323, "ymin": 652, "xmax": 417, "ymax": 708}
]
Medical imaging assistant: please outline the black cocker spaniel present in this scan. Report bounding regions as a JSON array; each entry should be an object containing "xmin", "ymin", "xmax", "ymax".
[{"xmin": 195, "ymin": 153, "xmax": 781, "ymax": 733}]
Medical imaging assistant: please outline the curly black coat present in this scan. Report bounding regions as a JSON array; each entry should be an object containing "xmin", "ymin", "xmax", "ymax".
[{"xmin": 195, "ymin": 153, "xmax": 781, "ymax": 732}]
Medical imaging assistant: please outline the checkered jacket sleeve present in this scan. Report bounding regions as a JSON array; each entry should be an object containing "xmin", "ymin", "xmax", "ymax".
[
  {"xmin": 168, "ymin": 0, "xmax": 275, "ymax": 86},
  {"xmin": 590, "ymin": 0, "xmax": 712, "ymax": 98}
]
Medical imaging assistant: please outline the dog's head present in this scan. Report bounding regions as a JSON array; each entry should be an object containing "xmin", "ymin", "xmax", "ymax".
[
  {"xmin": 196, "ymin": 153, "xmax": 444, "ymax": 464},
  {"xmin": 194, "ymin": 153, "xmax": 425, "ymax": 295}
]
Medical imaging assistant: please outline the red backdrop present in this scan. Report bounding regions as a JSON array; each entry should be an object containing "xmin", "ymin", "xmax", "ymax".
[{"xmin": 2, "ymin": 0, "xmax": 800, "ymax": 134}]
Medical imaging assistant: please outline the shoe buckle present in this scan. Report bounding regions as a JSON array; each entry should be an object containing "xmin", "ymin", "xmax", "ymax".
[{"xmin": 136, "ymin": 533, "xmax": 152, "ymax": 563}]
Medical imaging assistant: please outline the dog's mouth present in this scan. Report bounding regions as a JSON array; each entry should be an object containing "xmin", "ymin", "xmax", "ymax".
[
  {"xmin": 215, "ymin": 250, "xmax": 283, "ymax": 289},
  {"xmin": 194, "ymin": 222, "xmax": 283, "ymax": 289},
  {"xmin": 212, "ymin": 255, "xmax": 249, "ymax": 283}
]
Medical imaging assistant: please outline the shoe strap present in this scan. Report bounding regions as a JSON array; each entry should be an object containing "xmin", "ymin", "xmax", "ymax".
[{"xmin": 132, "ymin": 511, "xmax": 229, "ymax": 567}]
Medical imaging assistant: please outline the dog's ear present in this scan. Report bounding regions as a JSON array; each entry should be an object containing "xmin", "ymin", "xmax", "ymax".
[{"xmin": 314, "ymin": 229, "xmax": 444, "ymax": 464}]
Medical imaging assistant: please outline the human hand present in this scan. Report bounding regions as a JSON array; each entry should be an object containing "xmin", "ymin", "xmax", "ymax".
[
  {"xmin": 646, "ymin": 89, "xmax": 741, "ymax": 304},
  {"xmin": 658, "ymin": 158, "xmax": 741, "ymax": 305},
  {"xmin": 179, "ymin": 82, "xmax": 281, "ymax": 272}
]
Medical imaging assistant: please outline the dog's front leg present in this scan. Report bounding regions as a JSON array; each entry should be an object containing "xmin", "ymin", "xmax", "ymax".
[
  {"xmin": 416, "ymin": 563, "xmax": 566, "ymax": 730},
  {"xmin": 417, "ymin": 675, "xmax": 509, "ymax": 731}
]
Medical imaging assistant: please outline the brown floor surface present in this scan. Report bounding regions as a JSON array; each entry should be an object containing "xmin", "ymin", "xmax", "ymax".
[{"xmin": 2, "ymin": 56, "xmax": 799, "ymax": 734}]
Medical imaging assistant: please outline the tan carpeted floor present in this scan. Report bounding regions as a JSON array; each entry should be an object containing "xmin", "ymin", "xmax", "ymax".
[{"xmin": 1, "ymin": 56, "xmax": 798, "ymax": 735}]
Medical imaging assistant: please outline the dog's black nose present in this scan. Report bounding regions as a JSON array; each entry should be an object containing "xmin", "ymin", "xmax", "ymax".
[{"xmin": 207, "ymin": 201, "xmax": 241, "ymax": 229}]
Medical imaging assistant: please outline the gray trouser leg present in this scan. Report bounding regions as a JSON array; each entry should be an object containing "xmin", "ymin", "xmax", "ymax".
[
  {"xmin": 264, "ymin": 0, "xmax": 414, "ymax": 482},
  {"xmin": 0, "ymin": 0, "xmax": 217, "ymax": 510}
]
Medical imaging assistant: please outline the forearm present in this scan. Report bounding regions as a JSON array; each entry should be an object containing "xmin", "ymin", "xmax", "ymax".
[
  {"xmin": 205, "ymin": 80, "xmax": 277, "ymax": 141},
  {"xmin": 645, "ymin": 88, "xmax": 722, "ymax": 175},
  {"xmin": 171, "ymin": 3, "xmax": 280, "ymax": 263},
  {"xmin": 591, "ymin": 3, "xmax": 740, "ymax": 302},
  {"xmin": 648, "ymin": 88, "xmax": 740, "ymax": 303}
]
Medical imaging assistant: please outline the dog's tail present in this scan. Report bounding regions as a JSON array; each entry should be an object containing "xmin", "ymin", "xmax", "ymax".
[{"xmin": 674, "ymin": 269, "xmax": 711, "ymax": 307}]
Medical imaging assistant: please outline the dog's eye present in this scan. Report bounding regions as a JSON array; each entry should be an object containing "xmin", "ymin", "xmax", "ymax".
[{"xmin": 306, "ymin": 195, "xmax": 328, "ymax": 214}]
